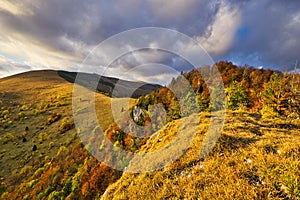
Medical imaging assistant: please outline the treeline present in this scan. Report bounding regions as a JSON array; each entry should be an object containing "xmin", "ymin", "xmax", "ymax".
[
  {"xmin": 135, "ymin": 61, "xmax": 300, "ymax": 123},
  {"xmin": 98, "ymin": 61, "xmax": 300, "ymax": 170}
]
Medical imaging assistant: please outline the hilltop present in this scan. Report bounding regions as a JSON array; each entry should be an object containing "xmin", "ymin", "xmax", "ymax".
[{"xmin": 57, "ymin": 71, "xmax": 161, "ymax": 98}]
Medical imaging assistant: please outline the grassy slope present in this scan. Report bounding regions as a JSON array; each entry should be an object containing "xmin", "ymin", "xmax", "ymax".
[
  {"xmin": 1, "ymin": 70, "xmax": 299, "ymax": 199},
  {"xmin": 0, "ymin": 70, "xmax": 77, "ymax": 179},
  {"xmin": 0, "ymin": 70, "xmax": 134, "ymax": 199},
  {"xmin": 102, "ymin": 111, "xmax": 300, "ymax": 200}
]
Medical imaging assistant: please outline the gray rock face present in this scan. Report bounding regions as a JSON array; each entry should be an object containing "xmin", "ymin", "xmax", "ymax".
[{"xmin": 132, "ymin": 106, "xmax": 144, "ymax": 122}]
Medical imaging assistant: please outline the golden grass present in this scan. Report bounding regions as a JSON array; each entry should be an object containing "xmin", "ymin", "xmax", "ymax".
[
  {"xmin": 1, "ymin": 71, "xmax": 299, "ymax": 199},
  {"xmin": 0, "ymin": 70, "xmax": 126, "ymax": 181},
  {"xmin": 102, "ymin": 111, "xmax": 300, "ymax": 200}
]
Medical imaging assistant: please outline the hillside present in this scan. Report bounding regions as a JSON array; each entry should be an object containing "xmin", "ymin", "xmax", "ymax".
[
  {"xmin": 57, "ymin": 71, "xmax": 161, "ymax": 98},
  {"xmin": 102, "ymin": 111, "xmax": 300, "ymax": 199},
  {"xmin": 0, "ymin": 63, "xmax": 299, "ymax": 200},
  {"xmin": 0, "ymin": 70, "xmax": 135, "ymax": 199}
]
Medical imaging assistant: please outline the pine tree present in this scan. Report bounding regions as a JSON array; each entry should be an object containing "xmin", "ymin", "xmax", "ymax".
[
  {"xmin": 261, "ymin": 73, "xmax": 288, "ymax": 115},
  {"xmin": 225, "ymin": 81, "xmax": 249, "ymax": 110}
]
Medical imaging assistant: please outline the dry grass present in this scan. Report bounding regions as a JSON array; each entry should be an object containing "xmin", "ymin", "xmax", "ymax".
[
  {"xmin": 0, "ymin": 70, "xmax": 124, "ymax": 181},
  {"xmin": 102, "ymin": 111, "xmax": 300, "ymax": 200},
  {"xmin": 1, "ymin": 71, "xmax": 299, "ymax": 199}
]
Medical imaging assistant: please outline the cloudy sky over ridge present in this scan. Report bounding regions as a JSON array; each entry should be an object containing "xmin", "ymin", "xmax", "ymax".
[{"xmin": 0, "ymin": 0, "xmax": 299, "ymax": 81}]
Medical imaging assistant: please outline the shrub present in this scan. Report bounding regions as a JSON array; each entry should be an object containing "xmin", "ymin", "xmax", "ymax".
[
  {"xmin": 38, "ymin": 133, "xmax": 49, "ymax": 142},
  {"xmin": 48, "ymin": 142, "xmax": 55, "ymax": 150},
  {"xmin": 63, "ymin": 178, "xmax": 72, "ymax": 197},
  {"xmin": 32, "ymin": 109, "xmax": 40, "ymax": 116},
  {"xmin": 57, "ymin": 146, "xmax": 68, "ymax": 155},
  {"xmin": 20, "ymin": 165, "xmax": 33, "ymax": 175},
  {"xmin": 260, "ymin": 105, "xmax": 279, "ymax": 119},
  {"xmin": 34, "ymin": 167, "xmax": 45, "ymax": 176},
  {"xmin": 48, "ymin": 191, "xmax": 61, "ymax": 200},
  {"xmin": 46, "ymin": 113, "xmax": 61, "ymax": 125},
  {"xmin": 44, "ymin": 186, "xmax": 55, "ymax": 197},
  {"xmin": 20, "ymin": 105, "xmax": 28, "ymax": 111},
  {"xmin": 37, "ymin": 193, "xmax": 44, "ymax": 200},
  {"xmin": 71, "ymin": 172, "xmax": 82, "ymax": 192},
  {"xmin": 0, "ymin": 185, "xmax": 6, "ymax": 196},
  {"xmin": 27, "ymin": 179, "xmax": 38, "ymax": 188},
  {"xmin": 38, "ymin": 102, "xmax": 50, "ymax": 111},
  {"xmin": 65, "ymin": 138, "xmax": 73, "ymax": 145},
  {"xmin": 1, "ymin": 132, "xmax": 15, "ymax": 144},
  {"xmin": 1, "ymin": 110, "xmax": 9, "ymax": 116},
  {"xmin": 18, "ymin": 112, "xmax": 26, "ymax": 118},
  {"xmin": 55, "ymin": 102, "xmax": 61, "ymax": 107},
  {"xmin": 59, "ymin": 118, "xmax": 73, "ymax": 133}
]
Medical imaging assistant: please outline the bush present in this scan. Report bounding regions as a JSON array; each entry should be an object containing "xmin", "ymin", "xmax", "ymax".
[
  {"xmin": 38, "ymin": 133, "xmax": 49, "ymax": 142},
  {"xmin": 260, "ymin": 105, "xmax": 279, "ymax": 119},
  {"xmin": 57, "ymin": 146, "xmax": 68, "ymax": 155},
  {"xmin": 38, "ymin": 102, "xmax": 50, "ymax": 111},
  {"xmin": 37, "ymin": 193, "xmax": 44, "ymax": 200},
  {"xmin": 20, "ymin": 105, "xmax": 28, "ymax": 111},
  {"xmin": 32, "ymin": 109, "xmax": 40, "ymax": 116},
  {"xmin": 48, "ymin": 191, "xmax": 61, "ymax": 200},
  {"xmin": 1, "ymin": 110, "xmax": 9, "ymax": 116},
  {"xmin": 0, "ymin": 185, "xmax": 6, "ymax": 196},
  {"xmin": 18, "ymin": 112, "xmax": 26, "ymax": 118},
  {"xmin": 63, "ymin": 178, "xmax": 72, "ymax": 197},
  {"xmin": 46, "ymin": 113, "xmax": 61, "ymax": 125},
  {"xmin": 59, "ymin": 118, "xmax": 73, "ymax": 133},
  {"xmin": 20, "ymin": 165, "xmax": 33, "ymax": 175},
  {"xmin": 1, "ymin": 132, "xmax": 15, "ymax": 144},
  {"xmin": 27, "ymin": 179, "xmax": 38, "ymax": 188},
  {"xmin": 48, "ymin": 142, "xmax": 55, "ymax": 150},
  {"xmin": 34, "ymin": 167, "xmax": 45, "ymax": 176}
]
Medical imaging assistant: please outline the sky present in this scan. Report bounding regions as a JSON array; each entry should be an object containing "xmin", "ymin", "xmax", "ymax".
[{"xmin": 0, "ymin": 0, "xmax": 299, "ymax": 84}]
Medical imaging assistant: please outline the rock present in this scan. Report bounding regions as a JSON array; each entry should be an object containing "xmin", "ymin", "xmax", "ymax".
[
  {"xmin": 132, "ymin": 106, "xmax": 144, "ymax": 122},
  {"xmin": 244, "ymin": 158, "xmax": 252, "ymax": 164}
]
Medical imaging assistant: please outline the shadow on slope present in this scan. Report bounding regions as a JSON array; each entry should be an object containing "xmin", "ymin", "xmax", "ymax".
[{"xmin": 57, "ymin": 71, "xmax": 161, "ymax": 98}]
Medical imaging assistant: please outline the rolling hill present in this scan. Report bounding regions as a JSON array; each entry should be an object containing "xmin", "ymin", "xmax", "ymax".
[
  {"xmin": 57, "ymin": 71, "xmax": 161, "ymax": 98},
  {"xmin": 0, "ymin": 64, "xmax": 299, "ymax": 199}
]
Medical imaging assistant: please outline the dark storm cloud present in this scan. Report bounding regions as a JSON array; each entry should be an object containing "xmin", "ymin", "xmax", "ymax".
[
  {"xmin": 221, "ymin": 0, "xmax": 300, "ymax": 70},
  {"xmin": 0, "ymin": 0, "xmax": 220, "ymax": 53},
  {"xmin": 111, "ymin": 49, "xmax": 193, "ymax": 73}
]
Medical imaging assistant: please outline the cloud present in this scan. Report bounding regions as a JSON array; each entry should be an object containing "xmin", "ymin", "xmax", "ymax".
[
  {"xmin": 0, "ymin": 1, "xmax": 33, "ymax": 16},
  {"xmin": 0, "ymin": 0, "xmax": 299, "ymax": 81},
  {"xmin": 0, "ymin": 53, "xmax": 32, "ymax": 78},
  {"xmin": 223, "ymin": 0, "xmax": 300, "ymax": 70},
  {"xmin": 196, "ymin": 2, "xmax": 241, "ymax": 55}
]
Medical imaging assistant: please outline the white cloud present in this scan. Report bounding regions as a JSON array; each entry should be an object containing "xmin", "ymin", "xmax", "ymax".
[
  {"xmin": 0, "ymin": 1, "xmax": 33, "ymax": 16},
  {"xmin": 196, "ymin": 2, "xmax": 241, "ymax": 55}
]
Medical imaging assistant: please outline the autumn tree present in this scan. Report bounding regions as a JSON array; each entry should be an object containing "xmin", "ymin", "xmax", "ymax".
[
  {"xmin": 225, "ymin": 81, "xmax": 249, "ymax": 110},
  {"xmin": 261, "ymin": 73, "xmax": 288, "ymax": 115}
]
